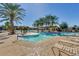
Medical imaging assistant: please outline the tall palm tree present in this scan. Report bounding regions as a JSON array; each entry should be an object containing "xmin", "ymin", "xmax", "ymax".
[
  {"xmin": 38, "ymin": 18, "xmax": 44, "ymax": 27},
  {"xmin": 45, "ymin": 15, "xmax": 58, "ymax": 26},
  {"xmin": 33, "ymin": 15, "xmax": 58, "ymax": 27},
  {"xmin": 44, "ymin": 15, "xmax": 58, "ymax": 32},
  {"xmin": 0, "ymin": 3, "xmax": 25, "ymax": 34},
  {"xmin": 33, "ymin": 17, "xmax": 45, "ymax": 28},
  {"xmin": 33, "ymin": 20, "xmax": 40, "ymax": 27},
  {"xmin": 33, "ymin": 20, "xmax": 40, "ymax": 32}
]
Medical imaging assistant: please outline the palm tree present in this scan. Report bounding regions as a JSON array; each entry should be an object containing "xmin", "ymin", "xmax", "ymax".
[
  {"xmin": 45, "ymin": 15, "xmax": 58, "ymax": 26},
  {"xmin": 33, "ymin": 15, "xmax": 59, "ymax": 32},
  {"xmin": 33, "ymin": 15, "xmax": 58, "ymax": 27},
  {"xmin": 33, "ymin": 20, "xmax": 40, "ymax": 27},
  {"xmin": 44, "ymin": 15, "xmax": 58, "ymax": 32},
  {"xmin": 0, "ymin": 3, "xmax": 25, "ymax": 34},
  {"xmin": 39, "ymin": 18, "xmax": 45, "ymax": 27},
  {"xmin": 33, "ymin": 20, "xmax": 41, "ymax": 32}
]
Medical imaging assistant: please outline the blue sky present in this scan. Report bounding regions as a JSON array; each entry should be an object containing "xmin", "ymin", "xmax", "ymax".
[{"xmin": 0, "ymin": 3, "xmax": 79, "ymax": 27}]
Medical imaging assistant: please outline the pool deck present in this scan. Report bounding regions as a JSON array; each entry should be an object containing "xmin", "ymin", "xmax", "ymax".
[{"xmin": 0, "ymin": 32, "xmax": 79, "ymax": 56}]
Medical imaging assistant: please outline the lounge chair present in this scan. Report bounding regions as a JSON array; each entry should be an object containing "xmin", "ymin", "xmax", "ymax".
[{"xmin": 51, "ymin": 39, "xmax": 79, "ymax": 56}]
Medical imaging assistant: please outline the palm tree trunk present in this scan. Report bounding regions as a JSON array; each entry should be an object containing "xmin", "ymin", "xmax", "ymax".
[{"xmin": 9, "ymin": 20, "xmax": 15, "ymax": 35}]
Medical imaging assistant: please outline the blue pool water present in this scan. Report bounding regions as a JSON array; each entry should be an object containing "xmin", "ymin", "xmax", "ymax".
[{"xmin": 18, "ymin": 32, "xmax": 79, "ymax": 42}]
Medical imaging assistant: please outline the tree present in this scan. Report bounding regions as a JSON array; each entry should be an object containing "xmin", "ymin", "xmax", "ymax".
[
  {"xmin": 33, "ymin": 20, "xmax": 40, "ymax": 27},
  {"xmin": 60, "ymin": 22, "xmax": 68, "ymax": 31},
  {"xmin": 45, "ymin": 15, "xmax": 58, "ymax": 26},
  {"xmin": 4, "ymin": 22, "xmax": 10, "ymax": 30},
  {"xmin": 38, "ymin": 18, "xmax": 44, "ymax": 27},
  {"xmin": 0, "ymin": 3, "xmax": 25, "ymax": 34},
  {"xmin": 33, "ymin": 15, "xmax": 58, "ymax": 27},
  {"xmin": 72, "ymin": 25, "xmax": 78, "ymax": 32}
]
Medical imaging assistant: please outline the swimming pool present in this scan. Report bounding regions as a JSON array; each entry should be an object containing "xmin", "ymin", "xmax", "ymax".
[{"xmin": 18, "ymin": 32, "xmax": 79, "ymax": 42}]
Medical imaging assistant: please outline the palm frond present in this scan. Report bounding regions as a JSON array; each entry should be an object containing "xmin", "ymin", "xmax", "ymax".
[
  {"xmin": 0, "ymin": 18, "xmax": 9, "ymax": 22},
  {"xmin": 0, "ymin": 3, "xmax": 25, "ymax": 25}
]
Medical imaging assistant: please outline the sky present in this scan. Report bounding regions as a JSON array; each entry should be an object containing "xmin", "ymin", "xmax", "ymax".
[{"xmin": 0, "ymin": 3, "xmax": 79, "ymax": 27}]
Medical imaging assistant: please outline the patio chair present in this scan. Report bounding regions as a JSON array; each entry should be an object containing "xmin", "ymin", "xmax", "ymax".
[{"xmin": 51, "ymin": 40, "xmax": 79, "ymax": 56}]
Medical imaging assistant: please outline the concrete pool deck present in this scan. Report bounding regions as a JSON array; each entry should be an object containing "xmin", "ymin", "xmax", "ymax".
[{"xmin": 0, "ymin": 32, "xmax": 79, "ymax": 56}]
